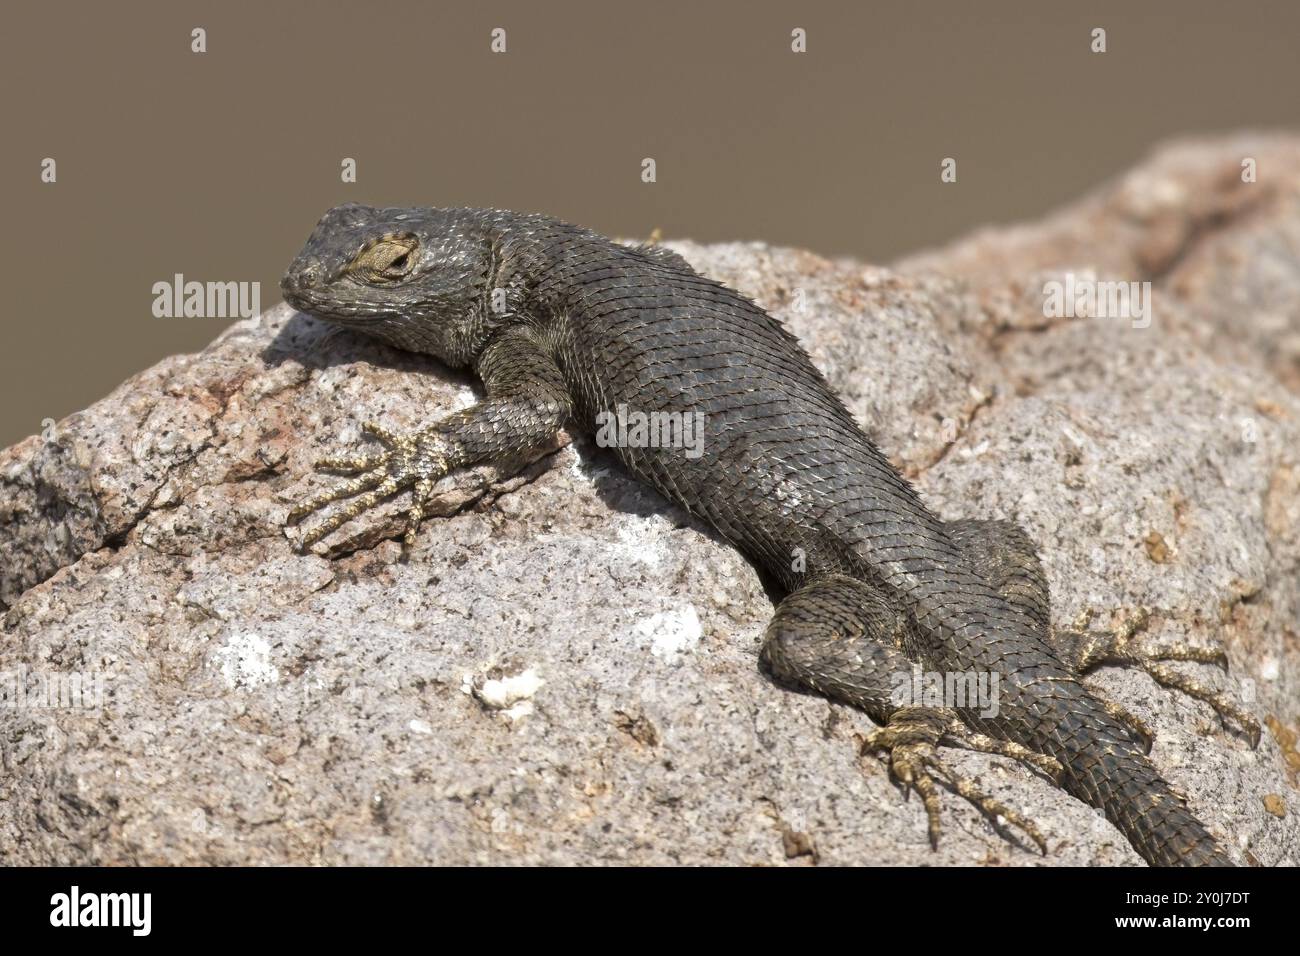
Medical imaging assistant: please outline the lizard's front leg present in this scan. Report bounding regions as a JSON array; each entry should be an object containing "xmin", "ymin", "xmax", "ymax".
[{"xmin": 288, "ymin": 327, "xmax": 571, "ymax": 549}]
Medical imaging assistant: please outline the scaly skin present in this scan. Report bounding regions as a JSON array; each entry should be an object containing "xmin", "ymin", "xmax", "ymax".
[{"xmin": 281, "ymin": 203, "xmax": 1258, "ymax": 865}]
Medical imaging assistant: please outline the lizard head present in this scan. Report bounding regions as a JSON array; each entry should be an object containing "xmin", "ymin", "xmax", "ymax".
[{"xmin": 281, "ymin": 202, "xmax": 495, "ymax": 367}]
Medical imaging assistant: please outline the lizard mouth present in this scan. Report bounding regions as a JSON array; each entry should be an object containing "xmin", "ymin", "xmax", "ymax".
[
  {"xmin": 279, "ymin": 278, "xmax": 387, "ymax": 324},
  {"xmin": 279, "ymin": 271, "xmax": 313, "ymax": 311},
  {"xmin": 280, "ymin": 268, "xmax": 395, "ymax": 322},
  {"xmin": 279, "ymin": 283, "xmax": 321, "ymax": 318}
]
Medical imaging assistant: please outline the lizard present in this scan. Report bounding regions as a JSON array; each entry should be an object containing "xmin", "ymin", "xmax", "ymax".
[{"xmin": 279, "ymin": 202, "xmax": 1260, "ymax": 866}]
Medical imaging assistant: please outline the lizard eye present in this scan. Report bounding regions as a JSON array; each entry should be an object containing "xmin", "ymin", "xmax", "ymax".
[{"xmin": 351, "ymin": 235, "xmax": 418, "ymax": 283}]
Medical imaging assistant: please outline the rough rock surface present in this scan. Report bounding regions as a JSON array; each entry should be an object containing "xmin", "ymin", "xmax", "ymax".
[{"xmin": 2, "ymin": 135, "xmax": 1298, "ymax": 866}]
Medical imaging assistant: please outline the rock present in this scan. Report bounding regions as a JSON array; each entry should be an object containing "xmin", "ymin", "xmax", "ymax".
[{"xmin": 2, "ymin": 135, "xmax": 1298, "ymax": 865}]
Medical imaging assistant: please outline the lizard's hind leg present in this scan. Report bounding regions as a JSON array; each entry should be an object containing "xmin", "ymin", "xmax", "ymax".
[
  {"xmin": 761, "ymin": 574, "xmax": 1059, "ymax": 854},
  {"xmin": 950, "ymin": 518, "xmax": 1158, "ymax": 749},
  {"xmin": 946, "ymin": 519, "xmax": 1051, "ymax": 632},
  {"xmin": 948, "ymin": 519, "xmax": 1260, "ymax": 747}
]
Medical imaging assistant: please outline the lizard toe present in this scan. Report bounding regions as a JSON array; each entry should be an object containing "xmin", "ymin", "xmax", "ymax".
[{"xmin": 863, "ymin": 707, "xmax": 1050, "ymax": 856}]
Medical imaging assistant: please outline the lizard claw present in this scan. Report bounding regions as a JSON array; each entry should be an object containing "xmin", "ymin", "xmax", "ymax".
[
  {"xmin": 1099, "ymin": 698, "xmax": 1155, "ymax": 753},
  {"xmin": 287, "ymin": 421, "xmax": 452, "ymax": 549},
  {"xmin": 861, "ymin": 707, "xmax": 1050, "ymax": 855},
  {"xmin": 1058, "ymin": 609, "xmax": 1260, "ymax": 746},
  {"xmin": 403, "ymin": 477, "xmax": 436, "ymax": 552}
]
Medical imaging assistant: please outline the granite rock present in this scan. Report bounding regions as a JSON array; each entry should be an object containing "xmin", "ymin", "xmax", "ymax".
[{"xmin": 2, "ymin": 135, "xmax": 1298, "ymax": 865}]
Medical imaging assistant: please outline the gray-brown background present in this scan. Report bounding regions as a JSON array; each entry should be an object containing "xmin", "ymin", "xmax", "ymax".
[{"xmin": 3, "ymin": 0, "xmax": 1298, "ymax": 449}]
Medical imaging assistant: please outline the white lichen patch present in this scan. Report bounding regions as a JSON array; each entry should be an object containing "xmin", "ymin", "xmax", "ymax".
[
  {"xmin": 449, "ymin": 385, "xmax": 479, "ymax": 411},
  {"xmin": 615, "ymin": 515, "xmax": 668, "ymax": 567},
  {"xmin": 212, "ymin": 632, "xmax": 279, "ymax": 689},
  {"xmin": 637, "ymin": 606, "xmax": 703, "ymax": 663},
  {"xmin": 463, "ymin": 668, "xmax": 545, "ymax": 721},
  {"xmin": 502, "ymin": 701, "xmax": 535, "ymax": 721}
]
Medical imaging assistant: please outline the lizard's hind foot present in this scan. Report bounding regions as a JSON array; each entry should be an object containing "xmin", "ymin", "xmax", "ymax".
[
  {"xmin": 1055, "ymin": 609, "xmax": 1262, "ymax": 747},
  {"xmin": 860, "ymin": 707, "xmax": 1052, "ymax": 855}
]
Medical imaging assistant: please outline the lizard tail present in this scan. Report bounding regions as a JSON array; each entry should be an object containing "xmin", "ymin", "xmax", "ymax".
[{"xmin": 1051, "ymin": 704, "xmax": 1233, "ymax": 866}]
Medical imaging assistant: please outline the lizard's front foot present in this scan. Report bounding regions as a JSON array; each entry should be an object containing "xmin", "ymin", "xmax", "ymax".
[
  {"xmin": 861, "ymin": 707, "xmax": 1056, "ymax": 855},
  {"xmin": 287, "ymin": 421, "xmax": 454, "ymax": 549}
]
